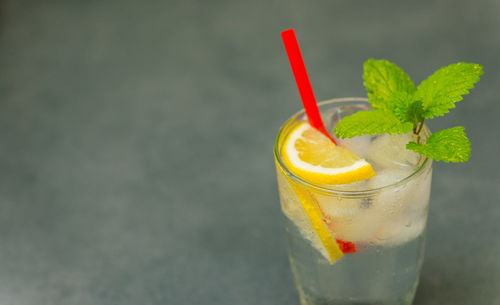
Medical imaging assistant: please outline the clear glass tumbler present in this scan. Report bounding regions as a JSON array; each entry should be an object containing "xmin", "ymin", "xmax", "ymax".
[{"xmin": 274, "ymin": 98, "xmax": 433, "ymax": 305}]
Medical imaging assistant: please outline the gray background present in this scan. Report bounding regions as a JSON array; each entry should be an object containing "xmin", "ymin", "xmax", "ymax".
[{"xmin": 0, "ymin": 0, "xmax": 499, "ymax": 304}]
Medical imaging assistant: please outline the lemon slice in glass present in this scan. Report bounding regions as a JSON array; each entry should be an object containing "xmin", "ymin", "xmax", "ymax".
[{"xmin": 283, "ymin": 122, "xmax": 375, "ymax": 185}]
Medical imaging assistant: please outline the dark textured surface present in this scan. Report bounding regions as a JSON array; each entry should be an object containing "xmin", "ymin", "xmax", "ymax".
[{"xmin": 0, "ymin": 1, "xmax": 498, "ymax": 304}]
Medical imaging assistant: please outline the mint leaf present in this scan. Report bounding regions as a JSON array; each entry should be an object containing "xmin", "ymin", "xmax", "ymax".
[
  {"xmin": 416, "ymin": 63, "xmax": 483, "ymax": 119},
  {"xmin": 385, "ymin": 91, "xmax": 412, "ymax": 121},
  {"xmin": 363, "ymin": 59, "xmax": 416, "ymax": 111},
  {"xmin": 385, "ymin": 91, "xmax": 424, "ymax": 125},
  {"xmin": 405, "ymin": 100, "xmax": 425, "ymax": 125},
  {"xmin": 406, "ymin": 127, "xmax": 471, "ymax": 162},
  {"xmin": 334, "ymin": 110, "xmax": 413, "ymax": 138}
]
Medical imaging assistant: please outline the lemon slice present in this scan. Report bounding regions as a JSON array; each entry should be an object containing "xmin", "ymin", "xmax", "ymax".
[
  {"xmin": 282, "ymin": 122, "xmax": 375, "ymax": 185},
  {"xmin": 286, "ymin": 176, "xmax": 345, "ymax": 264}
]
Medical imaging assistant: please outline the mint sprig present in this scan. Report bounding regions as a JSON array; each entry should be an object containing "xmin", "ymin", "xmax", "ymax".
[{"xmin": 334, "ymin": 59, "xmax": 483, "ymax": 162}]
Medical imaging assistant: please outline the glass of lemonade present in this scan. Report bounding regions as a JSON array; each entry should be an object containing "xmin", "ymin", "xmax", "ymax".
[{"xmin": 274, "ymin": 98, "xmax": 433, "ymax": 305}]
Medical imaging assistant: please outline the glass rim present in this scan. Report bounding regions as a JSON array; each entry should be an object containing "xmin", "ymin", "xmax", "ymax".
[{"xmin": 273, "ymin": 97, "xmax": 433, "ymax": 196}]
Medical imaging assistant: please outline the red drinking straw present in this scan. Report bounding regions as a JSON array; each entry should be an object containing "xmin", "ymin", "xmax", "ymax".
[{"xmin": 281, "ymin": 29, "xmax": 336, "ymax": 144}]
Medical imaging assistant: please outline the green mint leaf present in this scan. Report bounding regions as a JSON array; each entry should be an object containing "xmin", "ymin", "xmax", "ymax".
[
  {"xmin": 385, "ymin": 91, "xmax": 412, "ymax": 121},
  {"xmin": 363, "ymin": 59, "xmax": 416, "ymax": 111},
  {"xmin": 334, "ymin": 110, "xmax": 413, "ymax": 138},
  {"xmin": 406, "ymin": 126, "xmax": 471, "ymax": 162},
  {"xmin": 405, "ymin": 100, "xmax": 425, "ymax": 125},
  {"xmin": 385, "ymin": 91, "xmax": 424, "ymax": 124},
  {"xmin": 416, "ymin": 63, "xmax": 483, "ymax": 119}
]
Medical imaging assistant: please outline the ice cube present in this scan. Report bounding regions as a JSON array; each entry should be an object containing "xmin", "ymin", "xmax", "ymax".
[
  {"xmin": 328, "ymin": 206, "xmax": 386, "ymax": 243},
  {"xmin": 374, "ymin": 211, "xmax": 427, "ymax": 246},
  {"xmin": 368, "ymin": 168, "xmax": 414, "ymax": 189},
  {"xmin": 316, "ymin": 193, "xmax": 361, "ymax": 219},
  {"xmin": 336, "ymin": 135, "xmax": 373, "ymax": 159},
  {"xmin": 315, "ymin": 193, "xmax": 386, "ymax": 243},
  {"xmin": 369, "ymin": 166, "xmax": 432, "ymax": 246},
  {"xmin": 372, "ymin": 166, "xmax": 432, "ymax": 215},
  {"xmin": 367, "ymin": 133, "xmax": 421, "ymax": 170}
]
